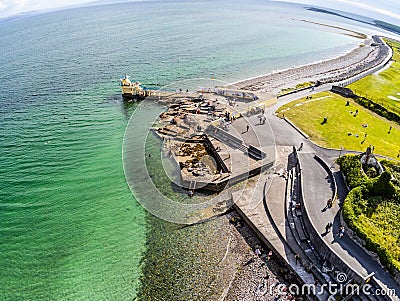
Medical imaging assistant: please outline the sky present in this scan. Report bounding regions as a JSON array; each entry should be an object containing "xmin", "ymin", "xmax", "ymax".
[
  {"xmin": 0, "ymin": 0, "xmax": 400, "ymax": 26},
  {"xmin": 0, "ymin": 0, "xmax": 92, "ymax": 17}
]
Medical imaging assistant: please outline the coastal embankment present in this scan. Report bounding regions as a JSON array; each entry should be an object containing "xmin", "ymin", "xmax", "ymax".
[{"xmin": 234, "ymin": 36, "xmax": 390, "ymax": 94}]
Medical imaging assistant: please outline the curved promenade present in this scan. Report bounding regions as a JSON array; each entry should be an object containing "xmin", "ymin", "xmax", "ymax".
[{"xmin": 299, "ymin": 152, "xmax": 400, "ymax": 300}]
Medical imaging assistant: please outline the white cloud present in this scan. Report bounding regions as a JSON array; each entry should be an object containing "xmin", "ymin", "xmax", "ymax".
[
  {"xmin": 0, "ymin": 0, "xmax": 93, "ymax": 18},
  {"xmin": 0, "ymin": 2, "xmax": 7, "ymax": 11}
]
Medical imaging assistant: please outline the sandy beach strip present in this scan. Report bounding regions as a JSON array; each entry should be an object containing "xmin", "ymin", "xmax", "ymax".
[{"xmin": 233, "ymin": 37, "xmax": 390, "ymax": 95}]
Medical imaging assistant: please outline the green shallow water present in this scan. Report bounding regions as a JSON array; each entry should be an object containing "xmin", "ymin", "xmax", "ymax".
[
  {"xmin": 0, "ymin": 95, "xmax": 146, "ymax": 299},
  {"xmin": 0, "ymin": 0, "xmax": 366, "ymax": 299}
]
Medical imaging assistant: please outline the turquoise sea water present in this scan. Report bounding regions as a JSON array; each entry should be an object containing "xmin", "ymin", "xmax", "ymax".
[{"xmin": 0, "ymin": 1, "xmax": 363, "ymax": 299}]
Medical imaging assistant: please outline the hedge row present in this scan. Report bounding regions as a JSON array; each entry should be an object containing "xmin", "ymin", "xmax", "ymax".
[
  {"xmin": 336, "ymin": 155, "xmax": 368, "ymax": 189},
  {"xmin": 338, "ymin": 155, "xmax": 399, "ymax": 201},
  {"xmin": 339, "ymin": 155, "xmax": 400, "ymax": 273},
  {"xmin": 354, "ymin": 96, "xmax": 400, "ymax": 125},
  {"xmin": 342, "ymin": 187, "xmax": 397, "ymax": 270}
]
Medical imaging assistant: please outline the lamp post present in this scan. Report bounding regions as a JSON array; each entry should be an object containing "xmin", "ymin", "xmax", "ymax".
[
  {"xmin": 339, "ymin": 145, "xmax": 344, "ymax": 158},
  {"xmin": 331, "ymin": 146, "xmax": 344, "ymax": 169}
]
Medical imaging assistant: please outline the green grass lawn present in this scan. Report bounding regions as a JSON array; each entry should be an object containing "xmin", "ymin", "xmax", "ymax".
[
  {"xmin": 276, "ymin": 91, "xmax": 400, "ymax": 158},
  {"xmin": 348, "ymin": 39, "xmax": 400, "ymax": 115},
  {"xmin": 387, "ymin": 38, "xmax": 400, "ymax": 62},
  {"xmin": 277, "ymin": 81, "xmax": 315, "ymax": 97}
]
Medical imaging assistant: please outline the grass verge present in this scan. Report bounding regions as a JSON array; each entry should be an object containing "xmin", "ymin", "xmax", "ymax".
[{"xmin": 276, "ymin": 91, "xmax": 400, "ymax": 158}]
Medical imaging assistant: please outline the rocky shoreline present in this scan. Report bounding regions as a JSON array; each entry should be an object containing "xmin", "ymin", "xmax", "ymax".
[{"xmin": 222, "ymin": 211, "xmax": 304, "ymax": 301}]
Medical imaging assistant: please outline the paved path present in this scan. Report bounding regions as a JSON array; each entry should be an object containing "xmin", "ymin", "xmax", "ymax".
[
  {"xmin": 300, "ymin": 152, "xmax": 400, "ymax": 298},
  {"xmin": 233, "ymin": 146, "xmax": 328, "ymax": 300}
]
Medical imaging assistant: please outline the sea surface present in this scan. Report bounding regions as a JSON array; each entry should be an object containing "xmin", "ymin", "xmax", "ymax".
[{"xmin": 0, "ymin": 0, "xmax": 374, "ymax": 299}]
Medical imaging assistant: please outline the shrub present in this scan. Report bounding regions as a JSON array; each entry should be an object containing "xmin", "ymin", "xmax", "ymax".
[
  {"xmin": 363, "ymin": 165, "xmax": 378, "ymax": 178},
  {"xmin": 342, "ymin": 186, "xmax": 363, "ymax": 227},
  {"xmin": 371, "ymin": 171, "xmax": 397, "ymax": 198},
  {"xmin": 340, "ymin": 155, "xmax": 400, "ymax": 274},
  {"xmin": 354, "ymin": 96, "xmax": 400, "ymax": 125},
  {"xmin": 337, "ymin": 155, "xmax": 368, "ymax": 189}
]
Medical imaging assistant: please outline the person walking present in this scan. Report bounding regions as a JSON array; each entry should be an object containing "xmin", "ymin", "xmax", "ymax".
[
  {"xmin": 322, "ymin": 198, "xmax": 333, "ymax": 211},
  {"xmin": 338, "ymin": 226, "xmax": 345, "ymax": 238},
  {"xmin": 325, "ymin": 222, "xmax": 333, "ymax": 233}
]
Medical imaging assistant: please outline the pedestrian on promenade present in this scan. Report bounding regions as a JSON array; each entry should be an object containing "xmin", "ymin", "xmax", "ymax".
[
  {"xmin": 295, "ymin": 254, "xmax": 300, "ymax": 264},
  {"xmin": 325, "ymin": 222, "xmax": 333, "ymax": 233},
  {"xmin": 246, "ymin": 125, "xmax": 249, "ymax": 132},
  {"xmin": 338, "ymin": 226, "xmax": 345, "ymax": 238},
  {"xmin": 322, "ymin": 198, "xmax": 333, "ymax": 211},
  {"xmin": 298, "ymin": 142, "xmax": 303, "ymax": 151}
]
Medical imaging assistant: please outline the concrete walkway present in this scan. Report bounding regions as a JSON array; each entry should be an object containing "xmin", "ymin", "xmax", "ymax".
[
  {"xmin": 299, "ymin": 151, "xmax": 400, "ymax": 300},
  {"xmin": 233, "ymin": 145, "xmax": 328, "ymax": 300}
]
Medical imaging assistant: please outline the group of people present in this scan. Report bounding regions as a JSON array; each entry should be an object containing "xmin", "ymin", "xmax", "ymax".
[{"xmin": 325, "ymin": 222, "xmax": 345, "ymax": 238}]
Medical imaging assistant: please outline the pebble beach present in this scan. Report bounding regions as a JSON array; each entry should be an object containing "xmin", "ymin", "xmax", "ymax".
[{"xmin": 234, "ymin": 38, "xmax": 389, "ymax": 94}]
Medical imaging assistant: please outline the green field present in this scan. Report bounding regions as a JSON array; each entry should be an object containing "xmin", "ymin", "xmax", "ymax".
[
  {"xmin": 348, "ymin": 39, "xmax": 400, "ymax": 115},
  {"xmin": 276, "ymin": 92, "xmax": 400, "ymax": 158}
]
